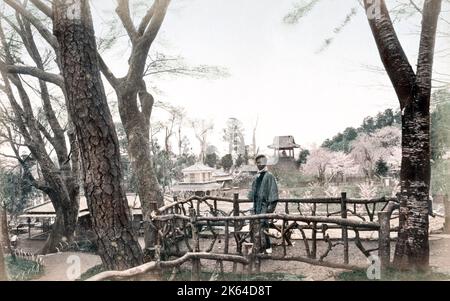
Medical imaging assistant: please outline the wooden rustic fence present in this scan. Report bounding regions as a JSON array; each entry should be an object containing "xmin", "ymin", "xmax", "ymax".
[
  {"xmin": 88, "ymin": 193, "xmax": 399, "ymax": 281},
  {"xmin": 149, "ymin": 192, "xmax": 399, "ymax": 280}
]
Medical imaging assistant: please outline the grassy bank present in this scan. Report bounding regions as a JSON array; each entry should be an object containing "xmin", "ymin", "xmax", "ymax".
[{"xmin": 5, "ymin": 256, "xmax": 43, "ymax": 281}]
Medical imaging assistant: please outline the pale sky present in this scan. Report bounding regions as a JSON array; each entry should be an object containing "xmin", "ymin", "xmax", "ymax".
[{"xmin": 93, "ymin": 0, "xmax": 449, "ymax": 156}]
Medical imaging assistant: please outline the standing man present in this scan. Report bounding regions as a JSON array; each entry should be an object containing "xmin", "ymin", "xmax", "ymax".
[{"xmin": 248, "ymin": 154, "xmax": 279, "ymax": 254}]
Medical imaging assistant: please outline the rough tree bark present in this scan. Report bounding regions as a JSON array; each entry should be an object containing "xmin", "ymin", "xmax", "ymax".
[
  {"xmin": 98, "ymin": 0, "xmax": 171, "ymax": 251},
  {"xmin": 364, "ymin": 0, "xmax": 442, "ymax": 271},
  {"xmin": 4, "ymin": 0, "xmax": 170, "ymax": 253},
  {"xmin": 52, "ymin": 0, "xmax": 144, "ymax": 270},
  {"xmin": 0, "ymin": 18, "xmax": 80, "ymax": 254}
]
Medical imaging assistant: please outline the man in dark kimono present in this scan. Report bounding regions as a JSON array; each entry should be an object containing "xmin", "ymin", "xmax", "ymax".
[{"xmin": 248, "ymin": 154, "xmax": 279, "ymax": 254}]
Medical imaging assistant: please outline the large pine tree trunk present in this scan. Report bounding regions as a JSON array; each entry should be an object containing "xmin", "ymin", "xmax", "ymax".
[{"xmin": 53, "ymin": 0, "xmax": 144, "ymax": 270}]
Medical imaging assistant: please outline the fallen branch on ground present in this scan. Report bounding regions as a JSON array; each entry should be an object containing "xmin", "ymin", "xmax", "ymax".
[{"xmin": 86, "ymin": 252, "xmax": 249, "ymax": 281}]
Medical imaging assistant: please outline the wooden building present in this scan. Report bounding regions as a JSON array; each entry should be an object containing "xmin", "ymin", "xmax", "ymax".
[
  {"xmin": 18, "ymin": 194, "xmax": 171, "ymax": 238},
  {"xmin": 268, "ymin": 135, "xmax": 301, "ymax": 170},
  {"xmin": 172, "ymin": 163, "xmax": 221, "ymax": 197}
]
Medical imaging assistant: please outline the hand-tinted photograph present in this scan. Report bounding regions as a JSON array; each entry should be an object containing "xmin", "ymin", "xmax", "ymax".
[{"xmin": 0, "ymin": 0, "xmax": 449, "ymax": 291}]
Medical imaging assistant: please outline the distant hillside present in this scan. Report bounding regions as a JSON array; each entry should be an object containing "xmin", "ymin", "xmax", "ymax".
[{"xmin": 322, "ymin": 108, "xmax": 402, "ymax": 153}]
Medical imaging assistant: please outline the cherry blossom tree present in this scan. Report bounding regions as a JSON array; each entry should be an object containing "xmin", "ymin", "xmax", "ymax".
[
  {"xmin": 302, "ymin": 147, "xmax": 357, "ymax": 184},
  {"xmin": 350, "ymin": 126, "xmax": 402, "ymax": 182}
]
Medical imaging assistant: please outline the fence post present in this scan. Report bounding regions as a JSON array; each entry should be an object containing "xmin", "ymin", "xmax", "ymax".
[
  {"xmin": 173, "ymin": 196, "xmax": 178, "ymax": 214},
  {"xmin": 311, "ymin": 203, "xmax": 317, "ymax": 259},
  {"xmin": 196, "ymin": 198, "xmax": 201, "ymax": 216},
  {"xmin": 243, "ymin": 242, "xmax": 253, "ymax": 275},
  {"xmin": 232, "ymin": 193, "xmax": 241, "ymax": 273},
  {"xmin": 341, "ymin": 192, "xmax": 349, "ymax": 265},
  {"xmin": 254, "ymin": 218, "xmax": 262, "ymax": 273},
  {"xmin": 378, "ymin": 210, "xmax": 391, "ymax": 271},
  {"xmin": 224, "ymin": 220, "xmax": 229, "ymax": 254},
  {"xmin": 444, "ymin": 194, "xmax": 450, "ymax": 234},
  {"xmin": 154, "ymin": 212, "xmax": 161, "ymax": 248},
  {"xmin": 154, "ymin": 244, "xmax": 163, "ymax": 280},
  {"xmin": 189, "ymin": 208, "xmax": 201, "ymax": 281},
  {"xmin": 281, "ymin": 218, "xmax": 286, "ymax": 257},
  {"xmin": 233, "ymin": 193, "xmax": 240, "ymax": 218}
]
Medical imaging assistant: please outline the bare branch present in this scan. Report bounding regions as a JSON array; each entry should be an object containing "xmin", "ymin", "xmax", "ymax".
[
  {"xmin": 97, "ymin": 53, "xmax": 119, "ymax": 88},
  {"xmin": 3, "ymin": 0, "xmax": 58, "ymax": 49},
  {"xmin": 3, "ymin": 64, "xmax": 64, "ymax": 87},
  {"xmin": 141, "ymin": 0, "xmax": 170, "ymax": 46},
  {"xmin": 0, "ymin": 12, "xmax": 22, "ymax": 37},
  {"xmin": 115, "ymin": 0, "xmax": 138, "ymax": 41},
  {"xmin": 363, "ymin": 0, "xmax": 416, "ymax": 109},
  {"xmin": 415, "ymin": 0, "xmax": 442, "ymax": 101},
  {"xmin": 29, "ymin": 0, "xmax": 53, "ymax": 18},
  {"xmin": 409, "ymin": 0, "xmax": 423, "ymax": 14},
  {"xmin": 127, "ymin": 0, "xmax": 171, "ymax": 85},
  {"xmin": 137, "ymin": 2, "xmax": 156, "ymax": 36},
  {"xmin": 87, "ymin": 252, "xmax": 249, "ymax": 281}
]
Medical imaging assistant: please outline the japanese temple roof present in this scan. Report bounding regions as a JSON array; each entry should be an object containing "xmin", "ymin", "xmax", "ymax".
[{"xmin": 268, "ymin": 136, "xmax": 301, "ymax": 150}]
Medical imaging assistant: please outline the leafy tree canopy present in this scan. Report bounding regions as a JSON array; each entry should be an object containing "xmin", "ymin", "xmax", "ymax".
[{"xmin": 322, "ymin": 108, "xmax": 401, "ymax": 153}]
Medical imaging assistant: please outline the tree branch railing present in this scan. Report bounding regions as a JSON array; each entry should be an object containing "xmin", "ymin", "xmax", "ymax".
[
  {"xmin": 157, "ymin": 193, "xmax": 398, "ymax": 224},
  {"xmin": 88, "ymin": 193, "xmax": 398, "ymax": 281}
]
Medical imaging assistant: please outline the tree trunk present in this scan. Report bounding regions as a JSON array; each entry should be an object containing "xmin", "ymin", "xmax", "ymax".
[
  {"xmin": 364, "ymin": 0, "xmax": 441, "ymax": 271},
  {"xmin": 393, "ymin": 107, "xmax": 431, "ymax": 270},
  {"xmin": 0, "ymin": 69, "xmax": 79, "ymax": 255},
  {"xmin": 119, "ymin": 95, "xmax": 163, "ymax": 251},
  {"xmin": 39, "ymin": 196, "xmax": 78, "ymax": 254},
  {"xmin": 0, "ymin": 15, "xmax": 81, "ymax": 256},
  {"xmin": 53, "ymin": 0, "xmax": 144, "ymax": 270},
  {"xmin": 98, "ymin": 0, "xmax": 170, "ymax": 253},
  {"xmin": 30, "ymin": 160, "xmax": 80, "ymax": 254},
  {"xmin": 178, "ymin": 126, "xmax": 183, "ymax": 156},
  {"xmin": 393, "ymin": 0, "xmax": 441, "ymax": 271},
  {"xmin": 0, "ymin": 206, "xmax": 11, "ymax": 256},
  {"xmin": 130, "ymin": 134, "xmax": 163, "ymax": 251},
  {"xmin": 0, "ymin": 205, "xmax": 7, "ymax": 281},
  {"xmin": 0, "ymin": 239, "xmax": 7, "ymax": 281},
  {"xmin": 443, "ymin": 195, "xmax": 450, "ymax": 234}
]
